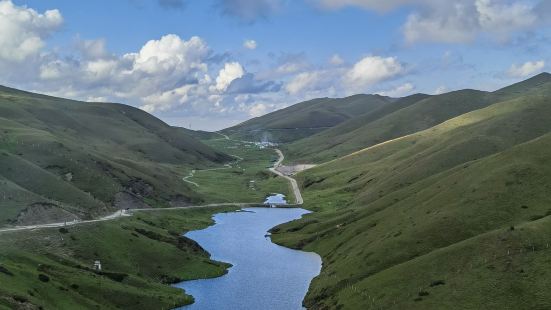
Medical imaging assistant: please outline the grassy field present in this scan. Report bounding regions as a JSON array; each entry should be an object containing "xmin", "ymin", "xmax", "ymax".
[
  {"xmin": 185, "ymin": 137, "xmax": 293, "ymax": 203},
  {"xmin": 0, "ymin": 206, "xmax": 236, "ymax": 310},
  {"xmin": 270, "ymin": 75, "xmax": 551, "ymax": 309}
]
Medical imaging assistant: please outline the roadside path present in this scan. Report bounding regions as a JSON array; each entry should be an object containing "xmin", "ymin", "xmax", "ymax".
[{"xmin": 269, "ymin": 149, "xmax": 304, "ymax": 205}]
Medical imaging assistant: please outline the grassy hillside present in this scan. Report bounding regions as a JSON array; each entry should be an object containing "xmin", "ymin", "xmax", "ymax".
[
  {"xmin": 271, "ymin": 77, "xmax": 551, "ymax": 309},
  {"xmin": 0, "ymin": 86, "xmax": 230, "ymax": 227},
  {"xmin": 223, "ymin": 95, "xmax": 390, "ymax": 143},
  {"xmin": 0, "ymin": 206, "xmax": 235, "ymax": 310},
  {"xmin": 284, "ymin": 73, "xmax": 551, "ymax": 163}
]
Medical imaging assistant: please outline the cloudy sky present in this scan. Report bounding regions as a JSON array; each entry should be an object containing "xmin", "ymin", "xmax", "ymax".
[{"xmin": 1, "ymin": 0, "xmax": 550, "ymax": 130}]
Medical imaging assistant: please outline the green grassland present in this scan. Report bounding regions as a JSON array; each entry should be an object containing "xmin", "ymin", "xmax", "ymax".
[
  {"xmin": 271, "ymin": 75, "xmax": 551, "ymax": 309},
  {"xmin": 0, "ymin": 86, "xmax": 231, "ymax": 227},
  {"xmin": 187, "ymin": 137, "xmax": 293, "ymax": 203},
  {"xmin": 284, "ymin": 73, "xmax": 551, "ymax": 164},
  {"xmin": 223, "ymin": 95, "xmax": 390, "ymax": 143},
  {"xmin": 0, "ymin": 206, "xmax": 236, "ymax": 310}
]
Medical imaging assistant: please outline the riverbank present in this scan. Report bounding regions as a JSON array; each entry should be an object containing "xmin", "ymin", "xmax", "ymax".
[{"xmin": 0, "ymin": 206, "xmax": 236, "ymax": 310}]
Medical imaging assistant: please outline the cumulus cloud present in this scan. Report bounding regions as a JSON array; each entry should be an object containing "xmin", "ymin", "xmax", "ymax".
[
  {"xmin": 343, "ymin": 56, "xmax": 403, "ymax": 92},
  {"xmin": 243, "ymin": 39, "xmax": 257, "ymax": 49},
  {"xmin": 216, "ymin": 0, "xmax": 282, "ymax": 22},
  {"xmin": 226, "ymin": 73, "xmax": 281, "ymax": 94},
  {"xmin": 0, "ymin": 0, "xmax": 63, "ymax": 62},
  {"xmin": 507, "ymin": 60, "xmax": 545, "ymax": 78},
  {"xmin": 286, "ymin": 71, "xmax": 330, "ymax": 95},
  {"xmin": 214, "ymin": 62, "xmax": 245, "ymax": 92},
  {"xmin": 377, "ymin": 83, "xmax": 415, "ymax": 97}
]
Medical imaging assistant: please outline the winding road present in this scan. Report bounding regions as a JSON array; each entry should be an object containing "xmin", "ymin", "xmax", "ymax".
[{"xmin": 270, "ymin": 149, "xmax": 304, "ymax": 205}]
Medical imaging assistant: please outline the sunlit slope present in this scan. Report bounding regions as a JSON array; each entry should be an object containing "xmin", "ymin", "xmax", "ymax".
[
  {"xmin": 0, "ymin": 86, "xmax": 230, "ymax": 226},
  {"xmin": 223, "ymin": 94, "xmax": 390, "ymax": 142},
  {"xmin": 284, "ymin": 73, "xmax": 551, "ymax": 163},
  {"xmin": 271, "ymin": 86, "xmax": 551, "ymax": 309}
]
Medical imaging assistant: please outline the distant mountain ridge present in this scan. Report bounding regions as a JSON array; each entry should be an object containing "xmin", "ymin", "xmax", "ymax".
[
  {"xmin": 223, "ymin": 94, "xmax": 391, "ymax": 142},
  {"xmin": 282, "ymin": 73, "xmax": 551, "ymax": 163}
]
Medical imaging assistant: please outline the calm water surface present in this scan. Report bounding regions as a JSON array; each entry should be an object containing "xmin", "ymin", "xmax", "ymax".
[
  {"xmin": 264, "ymin": 193, "xmax": 287, "ymax": 205},
  {"xmin": 175, "ymin": 208, "xmax": 322, "ymax": 310}
]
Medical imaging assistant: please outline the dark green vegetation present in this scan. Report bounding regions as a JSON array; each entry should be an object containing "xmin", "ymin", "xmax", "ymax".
[
  {"xmin": 0, "ymin": 207, "xmax": 235, "ymax": 310},
  {"xmin": 223, "ymin": 95, "xmax": 390, "ymax": 143},
  {"xmin": 271, "ymin": 73, "xmax": 551, "ymax": 309},
  {"xmin": 284, "ymin": 73, "xmax": 551, "ymax": 163},
  {"xmin": 0, "ymin": 86, "xmax": 230, "ymax": 227}
]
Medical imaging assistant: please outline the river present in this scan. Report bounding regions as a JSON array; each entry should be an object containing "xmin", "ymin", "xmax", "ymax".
[{"xmin": 174, "ymin": 207, "xmax": 322, "ymax": 310}]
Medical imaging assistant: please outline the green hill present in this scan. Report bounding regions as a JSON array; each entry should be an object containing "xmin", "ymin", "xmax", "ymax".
[
  {"xmin": 222, "ymin": 94, "xmax": 391, "ymax": 142},
  {"xmin": 0, "ymin": 86, "xmax": 230, "ymax": 227},
  {"xmin": 271, "ymin": 75, "xmax": 551, "ymax": 309},
  {"xmin": 284, "ymin": 73, "xmax": 551, "ymax": 163}
]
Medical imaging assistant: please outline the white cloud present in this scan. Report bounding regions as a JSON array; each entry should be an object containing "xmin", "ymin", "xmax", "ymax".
[
  {"xmin": 0, "ymin": 0, "xmax": 63, "ymax": 62},
  {"xmin": 285, "ymin": 71, "xmax": 325, "ymax": 95},
  {"xmin": 215, "ymin": 62, "xmax": 245, "ymax": 92},
  {"xmin": 317, "ymin": 0, "xmax": 544, "ymax": 44},
  {"xmin": 76, "ymin": 38, "xmax": 109, "ymax": 60},
  {"xmin": 377, "ymin": 83, "xmax": 415, "ymax": 97},
  {"xmin": 343, "ymin": 56, "xmax": 403, "ymax": 92},
  {"xmin": 329, "ymin": 54, "xmax": 344, "ymax": 65},
  {"xmin": 130, "ymin": 34, "xmax": 209, "ymax": 75},
  {"xmin": 507, "ymin": 60, "xmax": 545, "ymax": 78},
  {"xmin": 243, "ymin": 39, "xmax": 257, "ymax": 49},
  {"xmin": 248, "ymin": 103, "xmax": 270, "ymax": 117}
]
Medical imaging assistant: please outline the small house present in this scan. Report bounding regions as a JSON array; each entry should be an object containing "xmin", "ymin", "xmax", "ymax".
[{"xmin": 93, "ymin": 260, "xmax": 102, "ymax": 271}]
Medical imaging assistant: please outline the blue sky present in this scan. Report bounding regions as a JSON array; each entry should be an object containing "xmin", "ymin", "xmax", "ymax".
[{"xmin": 1, "ymin": 0, "xmax": 550, "ymax": 130}]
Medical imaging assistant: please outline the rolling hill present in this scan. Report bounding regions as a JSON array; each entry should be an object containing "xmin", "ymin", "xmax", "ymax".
[
  {"xmin": 222, "ymin": 94, "xmax": 391, "ymax": 143},
  {"xmin": 284, "ymin": 73, "xmax": 551, "ymax": 163},
  {"xmin": 0, "ymin": 86, "xmax": 230, "ymax": 227},
  {"xmin": 271, "ymin": 73, "xmax": 551, "ymax": 309}
]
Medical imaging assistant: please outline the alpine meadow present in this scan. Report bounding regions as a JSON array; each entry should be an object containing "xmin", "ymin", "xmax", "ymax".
[{"xmin": 1, "ymin": 1, "xmax": 550, "ymax": 309}]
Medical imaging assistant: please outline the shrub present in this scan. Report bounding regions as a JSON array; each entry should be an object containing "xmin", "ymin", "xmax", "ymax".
[
  {"xmin": 38, "ymin": 274, "xmax": 50, "ymax": 282},
  {"xmin": 430, "ymin": 280, "xmax": 446, "ymax": 287},
  {"xmin": 0, "ymin": 265, "xmax": 14, "ymax": 276}
]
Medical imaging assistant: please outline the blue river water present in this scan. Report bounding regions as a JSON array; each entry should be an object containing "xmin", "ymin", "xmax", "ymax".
[
  {"xmin": 174, "ymin": 207, "xmax": 322, "ymax": 310},
  {"xmin": 264, "ymin": 193, "xmax": 287, "ymax": 205}
]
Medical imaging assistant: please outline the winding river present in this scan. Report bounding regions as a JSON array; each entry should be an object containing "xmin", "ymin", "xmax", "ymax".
[{"xmin": 175, "ymin": 207, "xmax": 322, "ymax": 310}]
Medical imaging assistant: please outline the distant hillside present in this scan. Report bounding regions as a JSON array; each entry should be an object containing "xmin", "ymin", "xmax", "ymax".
[
  {"xmin": 0, "ymin": 86, "xmax": 230, "ymax": 227},
  {"xmin": 222, "ymin": 94, "xmax": 390, "ymax": 143},
  {"xmin": 284, "ymin": 73, "xmax": 551, "ymax": 163},
  {"xmin": 272, "ymin": 75, "xmax": 551, "ymax": 309}
]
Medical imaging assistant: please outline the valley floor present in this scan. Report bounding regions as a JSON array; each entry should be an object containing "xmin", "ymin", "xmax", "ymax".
[{"xmin": 0, "ymin": 137, "xmax": 302, "ymax": 310}]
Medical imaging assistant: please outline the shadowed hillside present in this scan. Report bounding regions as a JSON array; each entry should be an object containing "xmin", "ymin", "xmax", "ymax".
[
  {"xmin": 271, "ymin": 74, "xmax": 551, "ymax": 309},
  {"xmin": 222, "ymin": 94, "xmax": 391, "ymax": 143},
  {"xmin": 0, "ymin": 86, "xmax": 231, "ymax": 227}
]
